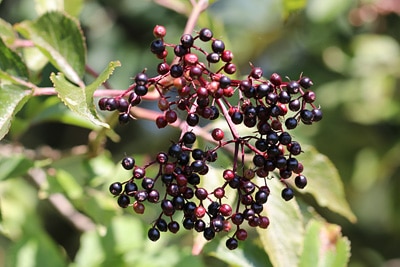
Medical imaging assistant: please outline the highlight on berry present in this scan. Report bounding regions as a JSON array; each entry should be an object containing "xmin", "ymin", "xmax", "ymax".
[{"xmin": 104, "ymin": 25, "xmax": 322, "ymax": 250}]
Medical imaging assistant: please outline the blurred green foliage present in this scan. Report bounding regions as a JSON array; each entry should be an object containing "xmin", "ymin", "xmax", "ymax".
[{"xmin": 1, "ymin": 0, "xmax": 400, "ymax": 266}]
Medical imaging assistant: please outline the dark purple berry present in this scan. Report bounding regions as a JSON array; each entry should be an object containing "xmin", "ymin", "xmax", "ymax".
[
  {"xmin": 207, "ymin": 52, "xmax": 220, "ymax": 63},
  {"xmin": 299, "ymin": 76, "xmax": 313, "ymax": 88},
  {"xmin": 170, "ymin": 64, "xmax": 184, "ymax": 78},
  {"xmin": 148, "ymin": 228, "xmax": 160, "ymax": 241},
  {"xmin": 281, "ymin": 187, "xmax": 294, "ymax": 201},
  {"xmin": 182, "ymin": 132, "xmax": 196, "ymax": 145},
  {"xmin": 289, "ymin": 99, "xmax": 301, "ymax": 111},
  {"xmin": 168, "ymin": 143, "xmax": 182, "ymax": 158},
  {"xmin": 117, "ymin": 194, "xmax": 130, "ymax": 208},
  {"xmin": 279, "ymin": 132, "xmax": 292, "ymax": 145},
  {"xmin": 118, "ymin": 113, "xmax": 130, "ymax": 124},
  {"xmin": 124, "ymin": 181, "xmax": 138, "ymax": 196},
  {"xmin": 300, "ymin": 109, "xmax": 314, "ymax": 123},
  {"xmin": 186, "ymin": 113, "xmax": 199, "ymax": 126},
  {"xmin": 312, "ymin": 108, "xmax": 323, "ymax": 122},
  {"xmin": 180, "ymin": 34, "xmax": 194, "ymax": 48},
  {"xmin": 156, "ymin": 218, "xmax": 168, "ymax": 232},
  {"xmin": 168, "ymin": 221, "xmax": 180, "ymax": 233},
  {"xmin": 150, "ymin": 39, "xmax": 165, "ymax": 54},
  {"xmin": 203, "ymin": 227, "xmax": 215, "ymax": 240},
  {"xmin": 211, "ymin": 39, "xmax": 225, "ymax": 53},
  {"xmin": 122, "ymin": 157, "xmax": 135, "ymax": 170},
  {"xmin": 109, "ymin": 182, "xmax": 123, "ymax": 196},
  {"xmin": 295, "ymin": 175, "xmax": 307, "ymax": 189},
  {"xmin": 117, "ymin": 98, "xmax": 129, "ymax": 112},
  {"xmin": 286, "ymin": 81, "xmax": 300, "ymax": 94},
  {"xmin": 135, "ymin": 73, "xmax": 148, "ymax": 85},
  {"xmin": 231, "ymin": 111, "xmax": 243, "ymax": 124},
  {"xmin": 134, "ymin": 85, "xmax": 148, "ymax": 96},
  {"xmin": 285, "ymin": 117, "xmax": 298, "ymax": 130},
  {"xmin": 105, "ymin": 98, "xmax": 118, "ymax": 111},
  {"xmin": 288, "ymin": 141, "xmax": 302, "ymax": 155},
  {"xmin": 174, "ymin": 45, "xmax": 188, "ymax": 57},
  {"xmin": 199, "ymin": 28, "xmax": 213, "ymax": 41}
]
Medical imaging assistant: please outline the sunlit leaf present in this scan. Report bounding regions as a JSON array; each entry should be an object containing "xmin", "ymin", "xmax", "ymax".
[
  {"xmin": 299, "ymin": 219, "xmax": 351, "ymax": 267},
  {"xmin": 0, "ymin": 18, "xmax": 17, "ymax": 45},
  {"xmin": 205, "ymin": 237, "xmax": 272, "ymax": 267},
  {"xmin": 16, "ymin": 12, "xmax": 86, "ymax": 87},
  {"xmin": 256, "ymin": 177, "xmax": 304, "ymax": 267},
  {"xmin": 0, "ymin": 85, "xmax": 32, "ymax": 140},
  {"xmin": 295, "ymin": 145, "xmax": 357, "ymax": 223},
  {"xmin": 50, "ymin": 61, "xmax": 121, "ymax": 128}
]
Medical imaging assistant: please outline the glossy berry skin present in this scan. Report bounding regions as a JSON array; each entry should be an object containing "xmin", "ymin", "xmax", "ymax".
[
  {"xmin": 153, "ymin": 25, "xmax": 166, "ymax": 38},
  {"xmin": 135, "ymin": 73, "xmax": 148, "ymax": 85},
  {"xmin": 148, "ymin": 228, "xmax": 160, "ymax": 241},
  {"xmin": 180, "ymin": 34, "xmax": 194, "ymax": 48},
  {"xmin": 211, "ymin": 128, "xmax": 224, "ymax": 141},
  {"xmin": 170, "ymin": 64, "xmax": 183, "ymax": 78},
  {"xmin": 182, "ymin": 131, "xmax": 196, "ymax": 145},
  {"xmin": 199, "ymin": 28, "xmax": 213, "ymax": 41},
  {"xmin": 285, "ymin": 117, "xmax": 298, "ymax": 130},
  {"xmin": 121, "ymin": 157, "xmax": 135, "ymax": 170},
  {"xmin": 299, "ymin": 76, "xmax": 313, "ymax": 88},
  {"xmin": 295, "ymin": 175, "xmax": 307, "ymax": 189},
  {"xmin": 109, "ymin": 182, "xmax": 123, "ymax": 196},
  {"xmin": 186, "ymin": 113, "xmax": 199, "ymax": 126},
  {"xmin": 211, "ymin": 40, "xmax": 225, "ymax": 53},
  {"xmin": 134, "ymin": 85, "xmax": 148, "ymax": 96},
  {"xmin": 226, "ymin": 237, "xmax": 238, "ymax": 250},
  {"xmin": 150, "ymin": 39, "xmax": 165, "ymax": 54},
  {"xmin": 117, "ymin": 194, "xmax": 130, "ymax": 208},
  {"xmin": 281, "ymin": 187, "xmax": 294, "ymax": 201}
]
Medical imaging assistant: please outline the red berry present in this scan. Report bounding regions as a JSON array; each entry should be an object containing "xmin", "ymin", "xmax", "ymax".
[
  {"xmin": 156, "ymin": 115, "xmax": 168, "ymax": 128},
  {"xmin": 211, "ymin": 128, "xmax": 224, "ymax": 141},
  {"xmin": 195, "ymin": 206, "xmax": 206, "ymax": 218},
  {"xmin": 184, "ymin": 53, "xmax": 198, "ymax": 65},
  {"xmin": 153, "ymin": 25, "xmax": 166, "ymax": 38},
  {"xmin": 223, "ymin": 169, "xmax": 235, "ymax": 181},
  {"xmin": 133, "ymin": 201, "xmax": 145, "ymax": 214},
  {"xmin": 165, "ymin": 110, "xmax": 178, "ymax": 123},
  {"xmin": 221, "ymin": 50, "xmax": 234, "ymax": 62},
  {"xmin": 270, "ymin": 73, "xmax": 282, "ymax": 86},
  {"xmin": 219, "ymin": 203, "xmax": 232, "ymax": 216},
  {"xmin": 236, "ymin": 229, "xmax": 248, "ymax": 240}
]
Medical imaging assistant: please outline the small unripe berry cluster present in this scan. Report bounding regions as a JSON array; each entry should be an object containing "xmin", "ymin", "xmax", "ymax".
[{"xmin": 104, "ymin": 25, "xmax": 322, "ymax": 249}]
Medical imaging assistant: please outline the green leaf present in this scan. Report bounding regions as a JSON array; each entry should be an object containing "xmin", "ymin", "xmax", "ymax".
[
  {"xmin": 295, "ymin": 145, "xmax": 357, "ymax": 223},
  {"xmin": 0, "ymin": 18, "xmax": 17, "ymax": 46},
  {"xmin": 256, "ymin": 177, "xmax": 304, "ymax": 267},
  {"xmin": 16, "ymin": 11, "xmax": 86, "ymax": 87},
  {"xmin": 0, "ymin": 85, "xmax": 32, "ymax": 140},
  {"xmin": 299, "ymin": 219, "xmax": 351, "ymax": 267},
  {"xmin": 50, "ymin": 61, "xmax": 121, "ymax": 128},
  {"xmin": 0, "ymin": 37, "xmax": 29, "ymax": 80},
  {"xmin": 55, "ymin": 169, "xmax": 84, "ymax": 199},
  {"xmin": 205, "ymin": 237, "xmax": 272, "ymax": 267},
  {"xmin": 0, "ymin": 154, "xmax": 33, "ymax": 181},
  {"xmin": 29, "ymin": 96, "xmax": 102, "ymax": 130}
]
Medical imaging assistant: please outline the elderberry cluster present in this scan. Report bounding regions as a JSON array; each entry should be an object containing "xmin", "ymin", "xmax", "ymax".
[{"xmin": 103, "ymin": 25, "xmax": 322, "ymax": 250}]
